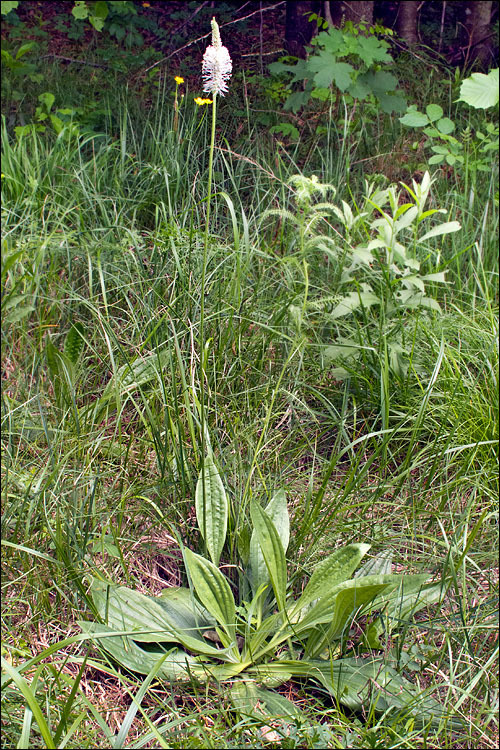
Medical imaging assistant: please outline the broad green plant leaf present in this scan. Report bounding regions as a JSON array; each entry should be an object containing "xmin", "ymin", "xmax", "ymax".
[
  {"xmin": 291, "ymin": 543, "xmax": 370, "ymax": 617},
  {"xmin": 230, "ymin": 681, "xmax": 304, "ymax": 720},
  {"xmin": 78, "ymin": 621, "xmax": 198, "ymax": 680},
  {"xmin": 1, "ymin": 1, "xmax": 19, "ymax": 14},
  {"xmin": 249, "ymin": 490, "xmax": 289, "ymax": 596},
  {"xmin": 330, "ymin": 291, "xmax": 380, "ymax": 319},
  {"xmin": 183, "ymin": 549, "xmax": 237, "ymax": 648},
  {"xmin": 249, "ymin": 500, "xmax": 288, "ymax": 611},
  {"xmin": 458, "ymin": 68, "xmax": 499, "ymax": 109},
  {"xmin": 88, "ymin": 577, "xmax": 229, "ymax": 658},
  {"xmin": 363, "ymin": 578, "xmax": 444, "ymax": 648},
  {"xmin": 282, "ymin": 657, "xmax": 462, "ymax": 728},
  {"xmin": 195, "ymin": 455, "xmax": 228, "ymax": 567}
]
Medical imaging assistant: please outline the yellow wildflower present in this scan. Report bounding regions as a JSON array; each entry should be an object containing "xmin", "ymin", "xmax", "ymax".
[
  {"xmin": 174, "ymin": 76, "xmax": 184, "ymax": 85},
  {"xmin": 194, "ymin": 97, "xmax": 213, "ymax": 106}
]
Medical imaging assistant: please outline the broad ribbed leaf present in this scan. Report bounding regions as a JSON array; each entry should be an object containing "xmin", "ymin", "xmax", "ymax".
[
  {"xmin": 249, "ymin": 490, "xmax": 289, "ymax": 596},
  {"xmin": 156, "ymin": 587, "xmax": 215, "ymax": 633},
  {"xmin": 250, "ymin": 500, "xmax": 287, "ymax": 611},
  {"xmin": 230, "ymin": 681, "xmax": 304, "ymax": 719},
  {"xmin": 305, "ymin": 657, "xmax": 462, "ymax": 728},
  {"xmin": 247, "ymin": 657, "xmax": 461, "ymax": 727},
  {"xmin": 78, "ymin": 621, "xmax": 198, "ymax": 680},
  {"xmin": 355, "ymin": 549, "xmax": 392, "ymax": 577},
  {"xmin": 89, "ymin": 577, "xmax": 227, "ymax": 658},
  {"xmin": 291, "ymin": 543, "xmax": 370, "ymax": 617},
  {"xmin": 90, "ymin": 577, "xmax": 178, "ymax": 642},
  {"xmin": 183, "ymin": 549, "xmax": 236, "ymax": 643},
  {"xmin": 101, "ymin": 347, "xmax": 171, "ymax": 400},
  {"xmin": 295, "ymin": 574, "xmax": 410, "ymax": 636},
  {"xmin": 195, "ymin": 455, "xmax": 228, "ymax": 566},
  {"xmin": 364, "ymin": 579, "xmax": 443, "ymax": 648}
]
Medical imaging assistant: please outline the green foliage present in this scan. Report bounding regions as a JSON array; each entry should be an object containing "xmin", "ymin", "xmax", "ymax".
[
  {"xmin": 457, "ymin": 68, "xmax": 499, "ymax": 109},
  {"xmin": 1, "ymin": 1, "xmax": 19, "ymax": 15},
  {"xmin": 72, "ymin": 0, "xmax": 109, "ymax": 32},
  {"xmin": 269, "ymin": 22, "xmax": 406, "ymax": 115},
  {"xmin": 262, "ymin": 171, "xmax": 459, "ymax": 388},
  {"xmin": 400, "ymin": 69, "xmax": 499, "ymax": 175},
  {"xmin": 79, "ymin": 459, "xmax": 459, "ymax": 729},
  {"xmin": 45, "ymin": 324, "xmax": 86, "ymax": 418}
]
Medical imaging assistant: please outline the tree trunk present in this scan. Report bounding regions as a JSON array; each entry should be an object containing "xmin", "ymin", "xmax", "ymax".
[
  {"xmin": 464, "ymin": 1, "xmax": 494, "ymax": 66},
  {"xmin": 396, "ymin": 0, "xmax": 419, "ymax": 45},
  {"xmin": 329, "ymin": 1, "xmax": 374, "ymax": 27},
  {"xmin": 285, "ymin": 1, "xmax": 321, "ymax": 58}
]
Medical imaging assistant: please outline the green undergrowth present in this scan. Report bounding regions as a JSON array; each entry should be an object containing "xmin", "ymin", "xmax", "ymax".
[{"xmin": 2, "ymin": 53, "xmax": 498, "ymax": 749}]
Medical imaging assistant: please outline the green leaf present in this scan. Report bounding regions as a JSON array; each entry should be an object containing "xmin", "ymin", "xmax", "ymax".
[
  {"xmin": 364, "ymin": 579, "xmax": 443, "ymax": 648},
  {"xmin": 195, "ymin": 455, "xmax": 228, "ymax": 567},
  {"xmin": 90, "ymin": 578, "xmax": 178, "ymax": 642},
  {"xmin": 355, "ymin": 549, "xmax": 392, "ymax": 577},
  {"xmin": 1, "ymin": 1, "xmax": 19, "ymax": 14},
  {"xmin": 78, "ymin": 621, "xmax": 198, "ymax": 680},
  {"xmin": 72, "ymin": 1, "xmax": 89, "ymax": 21},
  {"xmin": 301, "ymin": 657, "xmax": 462, "ymax": 728},
  {"xmin": 100, "ymin": 347, "xmax": 170, "ymax": 402},
  {"xmin": 458, "ymin": 68, "xmax": 499, "ymax": 109},
  {"xmin": 4, "ymin": 306, "xmax": 35, "ymax": 324},
  {"xmin": 436, "ymin": 117, "xmax": 455, "ymax": 135},
  {"xmin": 330, "ymin": 291, "xmax": 380, "ymax": 319},
  {"xmin": 426, "ymin": 103, "xmax": 443, "ymax": 122},
  {"xmin": 304, "ymin": 577, "xmax": 399, "ymax": 655},
  {"xmin": 418, "ymin": 221, "xmax": 461, "ymax": 242},
  {"xmin": 230, "ymin": 681, "xmax": 304, "ymax": 719},
  {"xmin": 250, "ymin": 500, "xmax": 287, "ymax": 611},
  {"xmin": 38, "ymin": 92, "xmax": 55, "ymax": 113},
  {"xmin": 292, "ymin": 544, "xmax": 370, "ymax": 617},
  {"xmin": 183, "ymin": 549, "xmax": 236, "ymax": 645},
  {"xmin": 15, "ymin": 42, "xmax": 36, "ymax": 59},
  {"xmin": 249, "ymin": 490, "xmax": 289, "ymax": 596},
  {"xmin": 357, "ymin": 34, "xmax": 393, "ymax": 66},
  {"xmin": 400, "ymin": 108, "xmax": 429, "ymax": 128},
  {"xmin": 89, "ymin": 577, "xmax": 228, "ymax": 658},
  {"xmin": 156, "ymin": 587, "xmax": 215, "ymax": 633}
]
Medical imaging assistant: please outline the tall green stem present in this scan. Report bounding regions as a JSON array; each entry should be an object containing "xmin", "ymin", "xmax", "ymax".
[{"xmin": 199, "ymin": 93, "xmax": 217, "ymax": 543}]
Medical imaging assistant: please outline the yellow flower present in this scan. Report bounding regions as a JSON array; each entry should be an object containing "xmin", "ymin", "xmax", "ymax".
[
  {"xmin": 194, "ymin": 97, "xmax": 213, "ymax": 106},
  {"xmin": 174, "ymin": 76, "xmax": 184, "ymax": 85},
  {"xmin": 142, "ymin": 2, "xmax": 150, "ymax": 7}
]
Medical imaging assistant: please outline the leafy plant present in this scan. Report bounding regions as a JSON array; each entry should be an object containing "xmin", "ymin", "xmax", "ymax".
[
  {"xmin": 269, "ymin": 21, "xmax": 406, "ymax": 115},
  {"xmin": 45, "ymin": 323, "xmax": 86, "ymax": 419},
  {"xmin": 79, "ymin": 458, "xmax": 460, "ymax": 728},
  {"xmin": 261, "ymin": 171, "xmax": 460, "ymax": 384},
  {"xmin": 400, "ymin": 69, "xmax": 499, "ymax": 174}
]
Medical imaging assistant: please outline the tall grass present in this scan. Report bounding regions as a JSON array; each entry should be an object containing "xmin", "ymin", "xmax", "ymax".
[{"xmin": 2, "ymin": 60, "xmax": 498, "ymax": 749}]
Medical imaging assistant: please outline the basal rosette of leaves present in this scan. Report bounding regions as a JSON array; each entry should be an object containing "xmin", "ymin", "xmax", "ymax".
[
  {"xmin": 268, "ymin": 22, "xmax": 407, "ymax": 115},
  {"xmin": 79, "ymin": 456, "xmax": 462, "ymax": 728}
]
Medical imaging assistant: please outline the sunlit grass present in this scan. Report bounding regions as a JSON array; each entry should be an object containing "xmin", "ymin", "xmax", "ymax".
[{"xmin": 2, "ymin": 53, "xmax": 498, "ymax": 748}]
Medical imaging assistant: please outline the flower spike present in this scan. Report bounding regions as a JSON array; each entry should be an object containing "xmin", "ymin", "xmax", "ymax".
[{"xmin": 202, "ymin": 17, "xmax": 232, "ymax": 97}]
